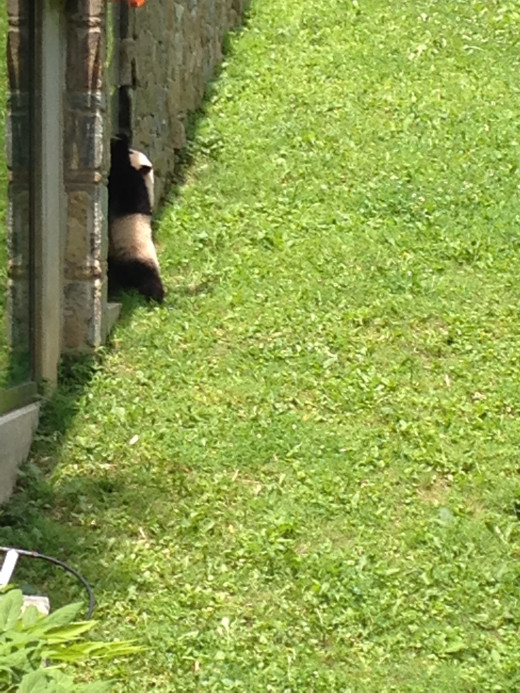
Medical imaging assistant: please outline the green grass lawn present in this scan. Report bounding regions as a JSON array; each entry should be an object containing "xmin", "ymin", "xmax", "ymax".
[{"xmin": 3, "ymin": 0, "xmax": 520, "ymax": 690}]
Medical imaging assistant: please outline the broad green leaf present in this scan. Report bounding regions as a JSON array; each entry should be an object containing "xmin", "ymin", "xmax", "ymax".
[
  {"xmin": 43, "ymin": 640, "xmax": 142, "ymax": 663},
  {"xmin": 2, "ymin": 629, "xmax": 40, "ymax": 650},
  {"xmin": 0, "ymin": 646, "xmax": 29, "ymax": 670},
  {"xmin": 17, "ymin": 669, "xmax": 48, "ymax": 693},
  {"xmin": 43, "ymin": 622, "xmax": 96, "ymax": 644},
  {"xmin": 0, "ymin": 590, "xmax": 23, "ymax": 632},
  {"xmin": 21, "ymin": 606, "xmax": 42, "ymax": 629},
  {"xmin": 29, "ymin": 603, "xmax": 83, "ymax": 633},
  {"xmin": 44, "ymin": 669, "xmax": 111, "ymax": 692},
  {"xmin": 44, "ymin": 669, "xmax": 80, "ymax": 690}
]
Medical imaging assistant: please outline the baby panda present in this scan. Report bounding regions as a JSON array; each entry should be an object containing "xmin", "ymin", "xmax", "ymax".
[{"xmin": 107, "ymin": 136, "xmax": 165, "ymax": 302}]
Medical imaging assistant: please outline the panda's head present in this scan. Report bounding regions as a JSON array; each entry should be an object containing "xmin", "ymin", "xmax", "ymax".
[
  {"xmin": 108, "ymin": 135, "xmax": 154, "ymax": 219},
  {"xmin": 129, "ymin": 148, "xmax": 154, "ymax": 209}
]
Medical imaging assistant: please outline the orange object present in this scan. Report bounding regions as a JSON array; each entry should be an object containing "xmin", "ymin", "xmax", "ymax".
[{"xmin": 113, "ymin": 0, "xmax": 147, "ymax": 7}]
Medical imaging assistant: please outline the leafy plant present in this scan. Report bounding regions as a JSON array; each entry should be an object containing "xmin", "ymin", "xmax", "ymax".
[{"xmin": 0, "ymin": 589, "xmax": 141, "ymax": 692}]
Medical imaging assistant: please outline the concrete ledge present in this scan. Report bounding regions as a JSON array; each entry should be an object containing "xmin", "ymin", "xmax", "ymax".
[
  {"xmin": 0, "ymin": 403, "xmax": 40, "ymax": 505},
  {"xmin": 105, "ymin": 301, "xmax": 122, "ymax": 337}
]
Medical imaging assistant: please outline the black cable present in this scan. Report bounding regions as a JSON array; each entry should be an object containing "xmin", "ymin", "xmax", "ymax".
[{"xmin": 0, "ymin": 546, "xmax": 95, "ymax": 619}]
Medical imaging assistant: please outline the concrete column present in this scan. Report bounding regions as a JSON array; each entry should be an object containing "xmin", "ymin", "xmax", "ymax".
[{"xmin": 33, "ymin": 0, "xmax": 65, "ymax": 386}]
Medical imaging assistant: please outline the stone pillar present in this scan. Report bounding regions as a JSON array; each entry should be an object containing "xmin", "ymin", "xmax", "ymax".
[
  {"xmin": 5, "ymin": 0, "xmax": 32, "ymax": 377},
  {"xmin": 63, "ymin": 0, "xmax": 109, "ymax": 351}
]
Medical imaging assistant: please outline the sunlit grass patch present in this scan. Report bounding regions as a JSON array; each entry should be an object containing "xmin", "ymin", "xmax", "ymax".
[{"xmin": 4, "ymin": 0, "xmax": 520, "ymax": 690}]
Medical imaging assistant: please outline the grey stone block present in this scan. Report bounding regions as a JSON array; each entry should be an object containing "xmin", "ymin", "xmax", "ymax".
[{"xmin": 0, "ymin": 403, "xmax": 40, "ymax": 505}]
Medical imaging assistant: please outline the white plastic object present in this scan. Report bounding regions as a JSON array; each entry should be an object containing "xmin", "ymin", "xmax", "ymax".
[{"xmin": 0, "ymin": 549, "xmax": 19, "ymax": 587}]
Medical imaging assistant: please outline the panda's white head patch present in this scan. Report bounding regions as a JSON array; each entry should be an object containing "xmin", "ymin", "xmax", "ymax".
[{"xmin": 129, "ymin": 149, "xmax": 154, "ymax": 209}]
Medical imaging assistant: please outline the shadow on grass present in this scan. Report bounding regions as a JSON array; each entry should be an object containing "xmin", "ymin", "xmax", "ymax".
[
  {"xmin": 0, "ymin": 352, "xmax": 111, "ymax": 611},
  {"xmin": 0, "ymin": 12, "xmax": 252, "ymax": 613},
  {"xmin": 0, "ymin": 348, "xmax": 195, "ymax": 613}
]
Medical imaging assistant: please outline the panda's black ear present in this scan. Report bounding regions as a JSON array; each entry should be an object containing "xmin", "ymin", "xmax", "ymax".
[
  {"xmin": 114, "ymin": 132, "xmax": 130, "ymax": 147},
  {"xmin": 111, "ymin": 136, "xmax": 131, "ymax": 167}
]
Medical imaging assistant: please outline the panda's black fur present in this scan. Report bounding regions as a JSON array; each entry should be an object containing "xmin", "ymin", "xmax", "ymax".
[{"xmin": 107, "ymin": 136, "xmax": 165, "ymax": 303}]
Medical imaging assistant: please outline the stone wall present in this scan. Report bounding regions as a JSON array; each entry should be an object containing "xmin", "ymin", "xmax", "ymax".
[
  {"xmin": 118, "ymin": 0, "xmax": 249, "ymax": 205},
  {"xmin": 60, "ymin": 0, "xmax": 248, "ymax": 351}
]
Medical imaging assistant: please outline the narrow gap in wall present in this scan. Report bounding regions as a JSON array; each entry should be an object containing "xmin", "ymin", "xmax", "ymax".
[
  {"xmin": 116, "ymin": 2, "xmax": 132, "ymax": 143},
  {"xmin": 118, "ymin": 87, "xmax": 131, "ymax": 140}
]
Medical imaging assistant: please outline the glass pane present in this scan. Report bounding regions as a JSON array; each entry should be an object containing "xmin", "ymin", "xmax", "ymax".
[{"xmin": 0, "ymin": 1, "xmax": 32, "ymax": 390}]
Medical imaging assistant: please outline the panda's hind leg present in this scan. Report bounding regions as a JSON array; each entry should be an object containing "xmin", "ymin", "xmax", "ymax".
[{"xmin": 108, "ymin": 258, "xmax": 165, "ymax": 303}]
